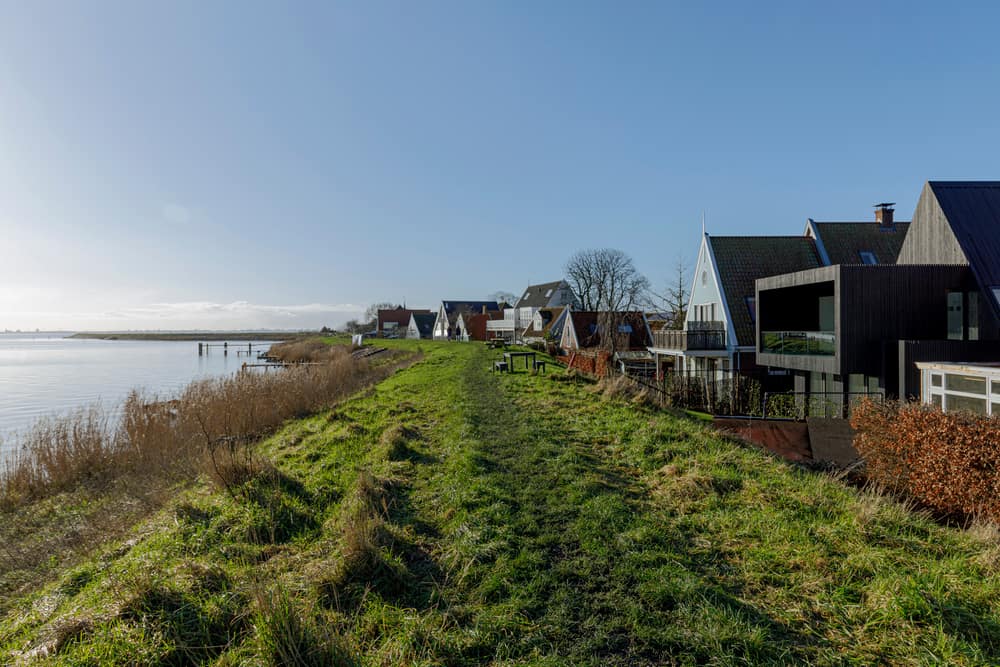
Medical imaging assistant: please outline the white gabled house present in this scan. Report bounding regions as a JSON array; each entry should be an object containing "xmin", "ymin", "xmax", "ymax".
[
  {"xmin": 648, "ymin": 232, "xmax": 822, "ymax": 381},
  {"xmin": 486, "ymin": 280, "xmax": 578, "ymax": 342}
]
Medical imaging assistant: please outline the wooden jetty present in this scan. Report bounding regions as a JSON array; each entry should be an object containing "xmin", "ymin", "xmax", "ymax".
[{"xmin": 198, "ymin": 342, "xmax": 272, "ymax": 357}]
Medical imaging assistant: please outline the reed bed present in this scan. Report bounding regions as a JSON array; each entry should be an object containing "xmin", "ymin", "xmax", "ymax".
[
  {"xmin": 0, "ymin": 345, "xmax": 405, "ymax": 507},
  {"xmin": 265, "ymin": 338, "xmax": 351, "ymax": 363}
]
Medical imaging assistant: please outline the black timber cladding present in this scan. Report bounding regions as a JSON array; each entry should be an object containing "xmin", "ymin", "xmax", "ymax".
[
  {"xmin": 709, "ymin": 236, "xmax": 822, "ymax": 347},
  {"xmin": 756, "ymin": 264, "xmax": 979, "ymax": 395},
  {"xmin": 927, "ymin": 181, "xmax": 1000, "ymax": 315}
]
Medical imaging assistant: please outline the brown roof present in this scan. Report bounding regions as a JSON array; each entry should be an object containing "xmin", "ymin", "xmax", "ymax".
[
  {"xmin": 378, "ymin": 308, "xmax": 430, "ymax": 331},
  {"xmin": 462, "ymin": 311, "xmax": 504, "ymax": 341},
  {"xmin": 523, "ymin": 307, "xmax": 566, "ymax": 338},
  {"xmin": 709, "ymin": 236, "xmax": 822, "ymax": 346},
  {"xmin": 811, "ymin": 221, "xmax": 910, "ymax": 265},
  {"xmin": 566, "ymin": 311, "xmax": 651, "ymax": 349}
]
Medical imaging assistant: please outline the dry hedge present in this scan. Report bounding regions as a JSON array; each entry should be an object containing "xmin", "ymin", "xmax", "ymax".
[{"xmin": 851, "ymin": 398, "xmax": 1000, "ymax": 520}]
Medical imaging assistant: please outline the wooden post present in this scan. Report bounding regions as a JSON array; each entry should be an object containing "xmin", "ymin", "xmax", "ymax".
[{"xmin": 198, "ymin": 343, "xmax": 203, "ymax": 356}]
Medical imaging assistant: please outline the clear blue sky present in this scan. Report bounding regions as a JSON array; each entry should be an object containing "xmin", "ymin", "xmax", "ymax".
[{"xmin": 1, "ymin": 1, "xmax": 999, "ymax": 329}]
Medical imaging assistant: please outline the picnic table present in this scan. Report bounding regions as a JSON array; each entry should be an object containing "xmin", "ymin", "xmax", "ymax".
[{"xmin": 503, "ymin": 350, "xmax": 537, "ymax": 372}]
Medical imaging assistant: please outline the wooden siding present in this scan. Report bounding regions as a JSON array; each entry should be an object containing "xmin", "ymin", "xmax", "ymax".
[{"xmin": 897, "ymin": 182, "xmax": 968, "ymax": 265}]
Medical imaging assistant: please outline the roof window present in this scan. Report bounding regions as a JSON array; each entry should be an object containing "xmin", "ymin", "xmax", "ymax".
[
  {"xmin": 859, "ymin": 251, "xmax": 878, "ymax": 265},
  {"xmin": 545, "ymin": 289, "xmax": 553, "ymax": 297}
]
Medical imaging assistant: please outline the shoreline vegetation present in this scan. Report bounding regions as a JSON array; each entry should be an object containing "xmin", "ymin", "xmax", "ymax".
[
  {"xmin": 3, "ymin": 339, "xmax": 1000, "ymax": 663},
  {"xmin": 0, "ymin": 340, "xmax": 417, "ymax": 618},
  {"xmin": 68, "ymin": 332, "xmax": 310, "ymax": 342}
]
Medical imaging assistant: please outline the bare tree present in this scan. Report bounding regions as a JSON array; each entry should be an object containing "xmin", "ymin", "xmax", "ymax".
[
  {"xmin": 489, "ymin": 291, "xmax": 517, "ymax": 307},
  {"xmin": 648, "ymin": 254, "xmax": 690, "ymax": 329},
  {"xmin": 565, "ymin": 249, "xmax": 651, "ymax": 363},
  {"xmin": 565, "ymin": 248, "xmax": 650, "ymax": 312},
  {"xmin": 364, "ymin": 302, "xmax": 400, "ymax": 322}
]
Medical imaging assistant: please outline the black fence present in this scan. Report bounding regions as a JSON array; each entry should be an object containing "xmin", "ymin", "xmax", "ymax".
[{"xmin": 618, "ymin": 368, "xmax": 884, "ymax": 419}]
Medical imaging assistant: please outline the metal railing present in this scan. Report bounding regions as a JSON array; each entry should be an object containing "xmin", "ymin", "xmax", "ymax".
[
  {"xmin": 652, "ymin": 325, "xmax": 726, "ymax": 351},
  {"xmin": 760, "ymin": 330, "xmax": 835, "ymax": 356},
  {"xmin": 762, "ymin": 390, "xmax": 883, "ymax": 419}
]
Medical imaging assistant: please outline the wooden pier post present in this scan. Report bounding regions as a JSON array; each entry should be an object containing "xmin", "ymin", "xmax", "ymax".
[{"xmin": 198, "ymin": 343, "xmax": 203, "ymax": 356}]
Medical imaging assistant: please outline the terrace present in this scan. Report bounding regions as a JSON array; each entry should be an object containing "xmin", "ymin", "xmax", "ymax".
[{"xmin": 650, "ymin": 321, "xmax": 727, "ymax": 352}]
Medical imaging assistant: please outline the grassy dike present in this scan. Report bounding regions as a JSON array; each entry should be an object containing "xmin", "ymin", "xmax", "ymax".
[{"xmin": 3, "ymin": 339, "xmax": 1000, "ymax": 664}]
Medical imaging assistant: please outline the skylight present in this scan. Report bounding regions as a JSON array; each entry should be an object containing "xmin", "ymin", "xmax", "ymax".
[{"xmin": 859, "ymin": 251, "xmax": 878, "ymax": 265}]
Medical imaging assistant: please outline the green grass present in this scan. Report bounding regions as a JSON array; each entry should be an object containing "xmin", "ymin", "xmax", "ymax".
[{"xmin": 3, "ymin": 339, "xmax": 1000, "ymax": 664}]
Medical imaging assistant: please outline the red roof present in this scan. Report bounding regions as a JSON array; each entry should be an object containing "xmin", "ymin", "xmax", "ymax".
[
  {"xmin": 378, "ymin": 308, "xmax": 430, "ymax": 332},
  {"xmin": 463, "ymin": 311, "xmax": 504, "ymax": 341},
  {"xmin": 566, "ymin": 311, "xmax": 651, "ymax": 349}
]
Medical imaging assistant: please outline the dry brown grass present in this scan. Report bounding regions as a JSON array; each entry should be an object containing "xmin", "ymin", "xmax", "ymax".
[
  {"xmin": 0, "ymin": 345, "xmax": 416, "ymax": 608},
  {"xmin": 265, "ymin": 339, "xmax": 349, "ymax": 363}
]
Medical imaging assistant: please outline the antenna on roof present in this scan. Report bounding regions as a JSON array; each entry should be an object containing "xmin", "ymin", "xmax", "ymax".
[{"xmin": 701, "ymin": 211, "xmax": 706, "ymax": 235}]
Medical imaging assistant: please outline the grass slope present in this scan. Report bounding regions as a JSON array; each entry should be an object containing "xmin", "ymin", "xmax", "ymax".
[{"xmin": 3, "ymin": 340, "xmax": 1000, "ymax": 665}]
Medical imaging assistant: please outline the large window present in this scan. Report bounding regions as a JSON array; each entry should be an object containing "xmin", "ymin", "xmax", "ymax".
[
  {"xmin": 923, "ymin": 367, "xmax": 1000, "ymax": 416},
  {"xmin": 947, "ymin": 292, "xmax": 964, "ymax": 340}
]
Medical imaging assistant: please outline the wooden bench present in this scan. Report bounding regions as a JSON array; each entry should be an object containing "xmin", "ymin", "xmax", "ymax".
[
  {"xmin": 533, "ymin": 360, "xmax": 547, "ymax": 374},
  {"xmin": 493, "ymin": 360, "xmax": 509, "ymax": 373}
]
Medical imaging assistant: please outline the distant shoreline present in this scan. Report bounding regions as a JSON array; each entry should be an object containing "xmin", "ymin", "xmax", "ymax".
[{"xmin": 68, "ymin": 332, "xmax": 310, "ymax": 342}]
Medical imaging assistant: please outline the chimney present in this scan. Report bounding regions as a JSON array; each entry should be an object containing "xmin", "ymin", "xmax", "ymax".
[
  {"xmin": 482, "ymin": 305, "xmax": 487, "ymax": 314},
  {"xmin": 874, "ymin": 202, "xmax": 895, "ymax": 229}
]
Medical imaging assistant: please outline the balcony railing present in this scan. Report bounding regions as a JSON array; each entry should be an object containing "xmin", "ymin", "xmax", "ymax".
[
  {"xmin": 652, "ymin": 326, "xmax": 726, "ymax": 351},
  {"xmin": 760, "ymin": 331, "xmax": 835, "ymax": 356}
]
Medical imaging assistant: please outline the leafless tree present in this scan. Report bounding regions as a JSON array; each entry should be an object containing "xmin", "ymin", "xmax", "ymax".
[
  {"xmin": 565, "ymin": 249, "xmax": 651, "ymax": 362},
  {"xmin": 364, "ymin": 302, "xmax": 400, "ymax": 322},
  {"xmin": 648, "ymin": 254, "xmax": 690, "ymax": 329},
  {"xmin": 565, "ymin": 248, "xmax": 650, "ymax": 312},
  {"xmin": 489, "ymin": 291, "xmax": 517, "ymax": 307}
]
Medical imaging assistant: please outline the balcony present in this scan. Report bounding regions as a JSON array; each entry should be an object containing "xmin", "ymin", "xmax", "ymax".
[
  {"xmin": 760, "ymin": 331, "xmax": 835, "ymax": 356},
  {"xmin": 652, "ymin": 322, "xmax": 726, "ymax": 351}
]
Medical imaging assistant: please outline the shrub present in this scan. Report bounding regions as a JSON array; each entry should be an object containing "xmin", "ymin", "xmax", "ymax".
[{"xmin": 851, "ymin": 398, "xmax": 1000, "ymax": 520}]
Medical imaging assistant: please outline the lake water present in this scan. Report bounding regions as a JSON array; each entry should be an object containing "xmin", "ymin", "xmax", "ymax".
[{"xmin": 0, "ymin": 333, "xmax": 277, "ymax": 456}]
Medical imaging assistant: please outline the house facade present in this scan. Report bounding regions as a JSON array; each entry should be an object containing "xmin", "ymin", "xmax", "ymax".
[
  {"xmin": 377, "ymin": 307, "xmax": 430, "ymax": 338},
  {"xmin": 486, "ymin": 280, "xmax": 577, "ymax": 342},
  {"xmin": 432, "ymin": 301, "xmax": 502, "ymax": 340},
  {"xmin": 560, "ymin": 311, "xmax": 652, "ymax": 376},
  {"xmin": 756, "ymin": 183, "xmax": 1000, "ymax": 414},
  {"xmin": 406, "ymin": 312, "xmax": 436, "ymax": 339},
  {"xmin": 648, "ymin": 233, "xmax": 821, "ymax": 384}
]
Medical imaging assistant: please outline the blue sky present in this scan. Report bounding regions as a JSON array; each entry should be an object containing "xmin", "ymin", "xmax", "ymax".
[{"xmin": 1, "ymin": 1, "xmax": 999, "ymax": 329}]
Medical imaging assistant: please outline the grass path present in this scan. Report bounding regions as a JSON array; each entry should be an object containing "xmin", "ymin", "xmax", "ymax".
[{"xmin": 4, "ymin": 340, "xmax": 1000, "ymax": 665}]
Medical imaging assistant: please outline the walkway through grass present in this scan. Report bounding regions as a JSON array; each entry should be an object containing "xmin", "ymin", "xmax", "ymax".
[{"xmin": 4, "ymin": 340, "xmax": 1000, "ymax": 665}]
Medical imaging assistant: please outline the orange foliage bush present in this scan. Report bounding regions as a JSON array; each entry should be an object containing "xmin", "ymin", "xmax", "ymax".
[{"xmin": 851, "ymin": 398, "xmax": 1000, "ymax": 519}]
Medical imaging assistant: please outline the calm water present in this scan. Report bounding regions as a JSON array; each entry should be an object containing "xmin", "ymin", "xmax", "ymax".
[{"xmin": 0, "ymin": 333, "xmax": 277, "ymax": 456}]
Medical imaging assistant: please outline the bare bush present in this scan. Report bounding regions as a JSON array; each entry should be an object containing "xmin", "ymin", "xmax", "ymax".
[{"xmin": 0, "ymin": 346, "xmax": 413, "ymax": 508}]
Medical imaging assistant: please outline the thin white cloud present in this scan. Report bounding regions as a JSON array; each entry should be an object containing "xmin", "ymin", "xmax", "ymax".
[{"xmin": 0, "ymin": 301, "xmax": 364, "ymax": 331}]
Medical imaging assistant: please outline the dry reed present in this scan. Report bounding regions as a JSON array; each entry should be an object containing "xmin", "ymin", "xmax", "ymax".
[{"xmin": 0, "ymin": 345, "xmax": 408, "ymax": 508}]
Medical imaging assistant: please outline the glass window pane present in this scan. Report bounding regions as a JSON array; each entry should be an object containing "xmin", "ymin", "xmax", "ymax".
[
  {"xmin": 969, "ymin": 292, "xmax": 980, "ymax": 341},
  {"xmin": 947, "ymin": 394, "xmax": 987, "ymax": 415},
  {"xmin": 932, "ymin": 394, "xmax": 943, "ymax": 407},
  {"xmin": 947, "ymin": 292, "xmax": 964, "ymax": 341},
  {"xmin": 931, "ymin": 374, "xmax": 942, "ymax": 387},
  {"xmin": 945, "ymin": 374, "xmax": 987, "ymax": 395},
  {"xmin": 993, "ymin": 402, "xmax": 1000, "ymax": 416},
  {"xmin": 992, "ymin": 380, "xmax": 1000, "ymax": 395}
]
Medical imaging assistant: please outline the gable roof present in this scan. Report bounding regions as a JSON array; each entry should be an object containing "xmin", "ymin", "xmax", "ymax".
[
  {"xmin": 809, "ymin": 221, "xmax": 911, "ymax": 265},
  {"xmin": 410, "ymin": 312, "xmax": 435, "ymax": 337},
  {"xmin": 928, "ymin": 181, "xmax": 1000, "ymax": 314},
  {"xmin": 709, "ymin": 236, "xmax": 822, "ymax": 346},
  {"xmin": 461, "ymin": 311, "xmax": 504, "ymax": 341},
  {"xmin": 440, "ymin": 300, "xmax": 501, "ymax": 325},
  {"xmin": 523, "ymin": 306, "xmax": 567, "ymax": 339},
  {"xmin": 565, "ymin": 311, "xmax": 651, "ymax": 350},
  {"xmin": 516, "ymin": 281, "xmax": 568, "ymax": 308},
  {"xmin": 378, "ymin": 308, "xmax": 430, "ymax": 330}
]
